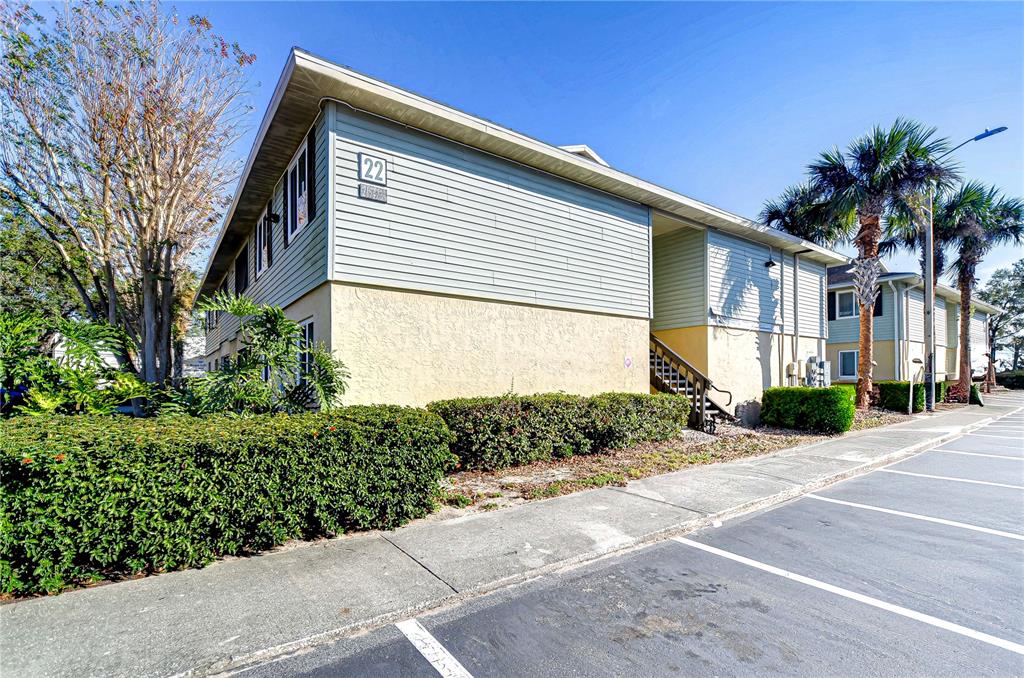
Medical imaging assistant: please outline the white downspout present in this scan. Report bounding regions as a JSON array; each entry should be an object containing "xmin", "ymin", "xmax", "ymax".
[
  {"xmin": 888, "ymin": 281, "xmax": 900, "ymax": 380},
  {"xmin": 793, "ymin": 252, "xmax": 801, "ymax": 364},
  {"xmin": 906, "ymin": 281, "xmax": 923, "ymax": 382}
]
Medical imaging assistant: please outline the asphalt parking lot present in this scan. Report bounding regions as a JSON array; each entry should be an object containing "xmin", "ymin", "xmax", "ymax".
[{"xmin": 251, "ymin": 399, "xmax": 1023, "ymax": 677}]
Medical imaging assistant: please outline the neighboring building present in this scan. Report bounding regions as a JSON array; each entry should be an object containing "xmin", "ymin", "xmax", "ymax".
[
  {"xmin": 825, "ymin": 267, "xmax": 1001, "ymax": 385},
  {"xmin": 198, "ymin": 48, "xmax": 845, "ymax": 425}
]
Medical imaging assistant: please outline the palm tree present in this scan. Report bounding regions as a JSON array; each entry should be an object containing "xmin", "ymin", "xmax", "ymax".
[
  {"xmin": 763, "ymin": 119, "xmax": 956, "ymax": 408},
  {"xmin": 943, "ymin": 183, "xmax": 1024, "ymax": 399},
  {"xmin": 760, "ymin": 183, "xmax": 852, "ymax": 247}
]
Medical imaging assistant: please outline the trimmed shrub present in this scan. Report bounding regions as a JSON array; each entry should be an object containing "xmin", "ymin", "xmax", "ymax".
[
  {"xmin": 996, "ymin": 371, "xmax": 1024, "ymax": 390},
  {"xmin": 761, "ymin": 386, "xmax": 855, "ymax": 434},
  {"xmin": 0, "ymin": 407, "xmax": 455, "ymax": 595},
  {"xmin": 937, "ymin": 380, "xmax": 951, "ymax": 403},
  {"xmin": 428, "ymin": 392, "xmax": 690, "ymax": 471},
  {"xmin": 876, "ymin": 381, "xmax": 925, "ymax": 413},
  {"xmin": 587, "ymin": 392, "xmax": 691, "ymax": 449},
  {"xmin": 970, "ymin": 383, "xmax": 984, "ymax": 406}
]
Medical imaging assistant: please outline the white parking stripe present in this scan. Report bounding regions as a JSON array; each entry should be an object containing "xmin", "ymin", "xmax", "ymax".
[
  {"xmin": 964, "ymin": 433, "xmax": 1024, "ymax": 441},
  {"xmin": 933, "ymin": 449, "xmax": 1023, "ymax": 461},
  {"xmin": 672, "ymin": 537, "xmax": 1024, "ymax": 656},
  {"xmin": 879, "ymin": 469, "xmax": 1024, "ymax": 489},
  {"xmin": 396, "ymin": 618, "xmax": 474, "ymax": 678},
  {"xmin": 805, "ymin": 494, "xmax": 1024, "ymax": 541}
]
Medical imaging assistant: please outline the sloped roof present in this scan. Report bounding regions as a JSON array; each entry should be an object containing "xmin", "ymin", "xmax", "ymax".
[{"xmin": 199, "ymin": 48, "xmax": 848, "ymax": 298}]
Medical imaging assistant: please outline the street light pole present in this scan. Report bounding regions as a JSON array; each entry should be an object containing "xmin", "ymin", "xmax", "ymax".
[{"xmin": 922, "ymin": 126, "xmax": 1007, "ymax": 412}]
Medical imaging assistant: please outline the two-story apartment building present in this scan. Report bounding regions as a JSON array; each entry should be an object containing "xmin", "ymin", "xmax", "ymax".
[
  {"xmin": 825, "ymin": 267, "xmax": 1001, "ymax": 385},
  {"xmin": 199, "ymin": 48, "xmax": 846, "ymax": 425}
]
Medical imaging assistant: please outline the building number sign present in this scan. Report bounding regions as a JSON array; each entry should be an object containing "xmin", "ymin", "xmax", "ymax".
[{"xmin": 358, "ymin": 153, "xmax": 387, "ymax": 186}]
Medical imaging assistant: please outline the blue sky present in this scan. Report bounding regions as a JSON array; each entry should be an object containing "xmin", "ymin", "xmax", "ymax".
[{"xmin": 198, "ymin": 1, "xmax": 1023, "ymax": 285}]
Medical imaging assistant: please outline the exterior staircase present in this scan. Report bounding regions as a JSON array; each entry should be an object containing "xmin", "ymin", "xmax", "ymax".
[{"xmin": 649, "ymin": 334, "xmax": 732, "ymax": 433}]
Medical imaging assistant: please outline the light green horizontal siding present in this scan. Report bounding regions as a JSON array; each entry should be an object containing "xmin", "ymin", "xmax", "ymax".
[
  {"xmin": 330, "ymin": 104, "xmax": 650, "ymax": 318},
  {"xmin": 205, "ymin": 114, "xmax": 329, "ymax": 356},
  {"xmin": 652, "ymin": 228, "xmax": 705, "ymax": 330}
]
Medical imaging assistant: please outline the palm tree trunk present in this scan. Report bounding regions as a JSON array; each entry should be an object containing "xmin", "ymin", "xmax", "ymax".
[
  {"xmin": 955, "ymin": 274, "xmax": 973, "ymax": 400},
  {"xmin": 854, "ymin": 213, "xmax": 882, "ymax": 410}
]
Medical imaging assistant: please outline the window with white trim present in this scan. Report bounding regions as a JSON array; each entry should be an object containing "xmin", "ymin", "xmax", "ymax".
[
  {"xmin": 287, "ymin": 146, "xmax": 308, "ymax": 239},
  {"xmin": 254, "ymin": 205, "xmax": 270, "ymax": 278},
  {"xmin": 298, "ymin": 318, "xmax": 314, "ymax": 382},
  {"xmin": 837, "ymin": 291, "xmax": 856, "ymax": 318},
  {"xmin": 838, "ymin": 350, "xmax": 858, "ymax": 379}
]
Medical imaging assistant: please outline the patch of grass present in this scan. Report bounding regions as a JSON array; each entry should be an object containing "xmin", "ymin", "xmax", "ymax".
[
  {"xmin": 436, "ymin": 489, "xmax": 474, "ymax": 508},
  {"xmin": 479, "ymin": 502, "xmax": 500, "ymax": 512},
  {"xmin": 484, "ymin": 491, "xmax": 503, "ymax": 498},
  {"xmin": 522, "ymin": 472, "xmax": 626, "ymax": 500}
]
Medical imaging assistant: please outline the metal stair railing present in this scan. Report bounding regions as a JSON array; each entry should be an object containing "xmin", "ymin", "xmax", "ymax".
[{"xmin": 649, "ymin": 334, "xmax": 732, "ymax": 432}]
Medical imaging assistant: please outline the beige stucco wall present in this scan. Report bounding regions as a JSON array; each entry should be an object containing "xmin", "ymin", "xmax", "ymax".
[
  {"xmin": 203, "ymin": 282, "xmax": 333, "ymax": 366},
  {"xmin": 330, "ymin": 282, "xmax": 649, "ymax": 406},
  {"xmin": 705, "ymin": 326, "xmax": 823, "ymax": 425}
]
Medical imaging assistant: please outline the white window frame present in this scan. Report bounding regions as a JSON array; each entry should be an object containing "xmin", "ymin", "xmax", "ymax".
[
  {"xmin": 297, "ymin": 318, "xmax": 314, "ymax": 381},
  {"xmin": 254, "ymin": 206, "xmax": 268, "ymax": 278},
  {"xmin": 838, "ymin": 350, "xmax": 858, "ymax": 379},
  {"xmin": 287, "ymin": 145, "xmax": 309, "ymax": 239},
  {"xmin": 837, "ymin": 291, "xmax": 856, "ymax": 319}
]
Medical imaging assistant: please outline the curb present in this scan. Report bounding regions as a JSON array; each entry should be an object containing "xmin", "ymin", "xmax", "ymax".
[{"xmin": 200, "ymin": 405, "xmax": 1018, "ymax": 677}]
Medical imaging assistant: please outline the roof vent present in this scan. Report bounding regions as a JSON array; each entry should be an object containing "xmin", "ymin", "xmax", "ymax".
[{"xmin": 558, "ymin": 144, "xmax": 609, "ymax": 167}]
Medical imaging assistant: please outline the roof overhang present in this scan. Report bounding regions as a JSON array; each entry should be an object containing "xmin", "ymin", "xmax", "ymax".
[{"xmin": 199, "ymin": 48, "xmax": 847, "ymax": 298}]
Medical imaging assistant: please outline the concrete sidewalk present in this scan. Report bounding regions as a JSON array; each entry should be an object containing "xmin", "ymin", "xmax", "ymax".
[{"xmin": 2, "ymin": 400, "xmax": 1020, "ymax": 678}]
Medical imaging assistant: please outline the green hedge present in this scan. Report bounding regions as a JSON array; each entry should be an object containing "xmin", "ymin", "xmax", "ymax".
[
  {"xmin": 761, "ymin": 386, "xmax": 855, "ymax": 434},
  {"xmin": 428, "ymin": 392, "xmax": 690, "ymax": 471},
  {"xmin": 876, "ymin": 381, "xmax": 924, "ymax": 413},
  {"xmin": 996, "ymin": 371, "xmax": 1024, "ymax": 390},
  {"xmin": 0, "ymin": 407, "xmax": 455, "ymax": 595}
]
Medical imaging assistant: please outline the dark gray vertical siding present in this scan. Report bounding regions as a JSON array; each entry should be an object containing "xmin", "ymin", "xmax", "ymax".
[
  {"xmin": 330, "ymin": 105, "xmax": 650, "ymax": 318},
  {"xmin": 204, "ymin": 114, "xmax": 329, "ymax": 356}
]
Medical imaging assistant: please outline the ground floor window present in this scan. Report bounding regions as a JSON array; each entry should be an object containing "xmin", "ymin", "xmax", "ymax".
[
  {"xmin": 298, "ymin": 319, "xmax": 314, "ymax": 381},
  {"xmin": 838, "ymin": 350, "xmax": 858, "ymax": 379}
]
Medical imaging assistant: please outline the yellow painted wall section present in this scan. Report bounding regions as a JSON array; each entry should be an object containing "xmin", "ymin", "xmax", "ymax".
[
  {"xmin": 826, "ymin": 340, "xmax": 896, "ymax": 382},
  {"xmin": 704, "ymin": 327, "xmax": 824, "ymax": 425},
  {"xmin": 652, "ymin": 326, "xmax": 709, "ymax": 374},
  {"xmin": 330, "ymin": 283, "xmax": 649, "ymax": 406}
]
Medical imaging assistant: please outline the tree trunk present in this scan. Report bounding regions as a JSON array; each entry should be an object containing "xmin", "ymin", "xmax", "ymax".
[
  {"xmin": 172, "ymin": 338, "xmax": 184, "ymax": 387},
  {"xmin": 157, "ymin": 244, "xmax": 174, "ymax": 384},
  {"xmin": 854, "ymin": 213, "xmax": 882, "ymax": 410},
  {"xmin": 141, "ymin": 246, "xmax": 158, "ymax": 383},
  {"xmin": 1013, "ymin": 339, "xmax": 1022, "ymax": 371},
  {"xmin": 954, "ymin": 274, "xmax": 973, "ymax": 400}
]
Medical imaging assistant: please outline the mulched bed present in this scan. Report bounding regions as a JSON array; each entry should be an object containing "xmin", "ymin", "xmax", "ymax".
[{"xmin": 430, "ymin": 407, "xmax": 922, "ymax": 520}]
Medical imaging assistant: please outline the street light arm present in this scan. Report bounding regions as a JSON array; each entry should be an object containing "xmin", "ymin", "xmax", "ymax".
[{"xmin": 938, "ymin": 127, "xmax": 1009, "ymax": 161}]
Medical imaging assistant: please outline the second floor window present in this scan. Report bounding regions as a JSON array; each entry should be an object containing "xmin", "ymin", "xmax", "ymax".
[
  {"xmin": 837, "ymin": 291, "xmax": 856, "ymax": 318},
  {"xmin": 288, "ymin": 147, "xmax": 308, "ymax": 238},
  {"xmin": 254, "ymin": 205, "xmax": 272, "ymax": 277},
  {"xmin": 283, "ymin": 128, "xmax": 317, "ymax": 247},
  {"xmin": 235, "ymin": 243, "xmax": 249, "ymax": 295}
]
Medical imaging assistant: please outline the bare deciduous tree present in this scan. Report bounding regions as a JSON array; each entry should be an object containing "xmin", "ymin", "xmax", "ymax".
[{"xmin": 0, "ymin": 1, "xmax": 254, "ymax": 384}]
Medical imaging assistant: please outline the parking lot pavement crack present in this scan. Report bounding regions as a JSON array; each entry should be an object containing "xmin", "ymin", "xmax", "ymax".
[
  {"xmin": 609, "ymin": 486, "xmax": 709, "ymax": 516},
  {"xmin": 381, "ymin": 534, "xmax": 460, "ymax": 595}
]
